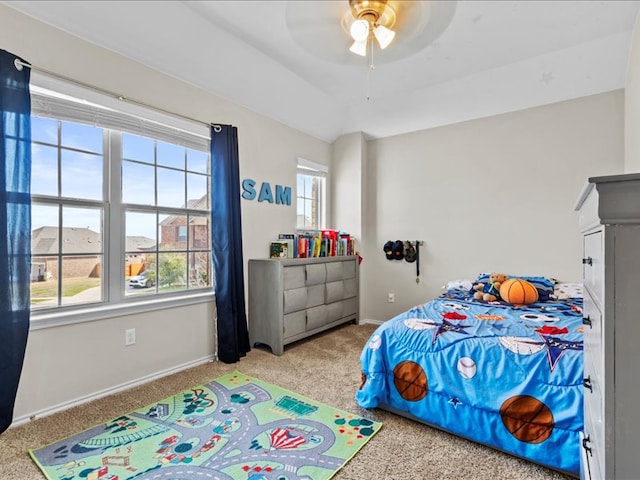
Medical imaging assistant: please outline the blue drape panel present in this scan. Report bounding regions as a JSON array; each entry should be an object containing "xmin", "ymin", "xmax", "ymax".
[
  {"xmin": 0, "ymin": 50, "xmax": 31, "ymax": 434},
  {"xmin": 210, "ymin": 124, "xmax": 250, "ymax": 363}
]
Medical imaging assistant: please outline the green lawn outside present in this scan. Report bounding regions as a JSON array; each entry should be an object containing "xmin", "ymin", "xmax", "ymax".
[{"xmin": 30, "ymin": 277, "xmax": 101, "ymax": 301}]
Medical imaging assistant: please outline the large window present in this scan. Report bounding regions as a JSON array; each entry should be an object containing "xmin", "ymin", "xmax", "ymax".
[
  {"xmin": 296, "ymin": 158, "xmax": 327, "ymax": 230},
  {"xmin": 30, "ymin": 82, "xmax": 212, "ymax": 313}
]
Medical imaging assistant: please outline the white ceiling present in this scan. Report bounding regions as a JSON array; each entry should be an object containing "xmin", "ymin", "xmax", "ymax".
[{"xmin": 4, "ymin": 0, "xmax": 640, "ymax": 142}]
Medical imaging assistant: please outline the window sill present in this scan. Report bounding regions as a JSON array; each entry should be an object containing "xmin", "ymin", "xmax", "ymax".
[{"xmin": 30, "ymin": 290, "xmax": 215, "ymax": 331}]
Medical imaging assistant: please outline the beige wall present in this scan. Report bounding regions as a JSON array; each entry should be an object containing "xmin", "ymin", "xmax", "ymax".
[
  {"xmin": 0, "ymin": 4, "xmax": 331, "ymax": 422},
  {"xmin": 360, "ymin": 91, "xmax": 625, "ymax": 322},
  {"xmin": 626, "ymin": 10, "xmax": 640, "ymax": 173}
]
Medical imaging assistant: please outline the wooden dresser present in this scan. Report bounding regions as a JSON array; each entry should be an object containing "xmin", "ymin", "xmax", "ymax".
[
  {"xmin": 248, "ymin": 256, "xmax": 359, "ymax": 355},
  {"xmin": 575, "ymin": 173, "xmax": 640, "ymax": 479}
]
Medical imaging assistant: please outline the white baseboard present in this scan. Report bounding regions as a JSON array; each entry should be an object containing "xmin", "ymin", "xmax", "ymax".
[
  {"xmin": 359, "ymin": 318, "xmax": 384, "ymax": 325},
  {"xmin": 11, "ymin": 354, "xmax": 216, "ymax": 428}
]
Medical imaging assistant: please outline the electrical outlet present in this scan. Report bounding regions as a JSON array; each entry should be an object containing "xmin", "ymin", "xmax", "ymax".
[
  {"xmin": 388, "ymin": 292, "xmax": 395, "ymax": 303},
  {"xmin": 125, "ymin": 328, "xmax": 136, "ymax": 346}
]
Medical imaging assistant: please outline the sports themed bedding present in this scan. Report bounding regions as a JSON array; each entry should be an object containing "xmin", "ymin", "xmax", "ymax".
[{"xmin": 356, "ymin": 275, "xmax": 584, "ymax": 476}]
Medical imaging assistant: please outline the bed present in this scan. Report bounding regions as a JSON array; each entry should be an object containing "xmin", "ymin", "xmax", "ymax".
[{"xmin": 356, "ymin": 274, "xmax": 584, "ymax": 476}]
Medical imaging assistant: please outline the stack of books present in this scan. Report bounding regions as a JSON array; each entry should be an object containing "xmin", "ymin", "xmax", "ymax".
[{"xmin": 269, "ymin": 230, "xmax": 355, "ymax": 259}]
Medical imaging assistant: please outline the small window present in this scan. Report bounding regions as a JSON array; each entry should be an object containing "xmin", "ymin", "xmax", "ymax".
[{"xmin": 296, "ymin": 158, "xmax": 327, "ymax": 230}]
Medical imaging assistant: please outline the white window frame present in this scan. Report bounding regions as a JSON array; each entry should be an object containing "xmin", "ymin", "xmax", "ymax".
[
  {"xmin": 296, "ymin": 158, "xmax": 327, "ymax": 231},
  {"xmin": 29, "ymin": 74, "xmax": 214, "ymax": 330}
]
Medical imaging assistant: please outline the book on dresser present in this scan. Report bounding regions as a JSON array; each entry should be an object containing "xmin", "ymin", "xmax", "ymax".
[{"xmin": 575, "ymin": 173, "xmax": 640, "ymax": 480}]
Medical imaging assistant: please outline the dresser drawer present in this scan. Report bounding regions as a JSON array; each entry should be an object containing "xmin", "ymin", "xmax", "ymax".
[
  {"xmin": 306, "ymin": 284, "xmax": 325, "ymax": 308},
  {"xmin": 326, "ymin": 262, "xmax": 344, "ymax": 282},
  {"xmin": 305, "ymin": 263, "xmax": 326, "ymax": 286},
  {"xmin": 283, "ymin": 310, "xmax": 307, "ymax": 339},
  {"xmin": 283, "ymin": 265, "xmax": 306, "ymax": 289},
  {"xmin": 583, "ymin": 414, "xmax": 603, "ymax": 480},
  {"xmin": 582, "ymin": 292, "xmax": 603, "ymax": 385},
  {"xmin": 580, "ymin": 430, "xmax": 602, "ymax": 480},
  {"xmin": 344, "ymin": 277, "xmax": 357, "ymax": 298},
  {"xmin": 583, "ymin": 357, "xmax": 603, "ymax": 449},
  {"xmin": 583, "ymin": 231, "xmax": 604, "ymax": 308},
  {"xmin": 306, "ymin": 304, "xmax": 328, "ymax": 330},
  {"xmin": 283, "ymin": 287, "xmax": 307, "ymax": 314},
  {"xmin": 326, "ymin": 280, "xmax": 345, "ymax": 303},
  {"xmin": 342, "ymin": 259, "xmax": 356, "ymax": 279}
]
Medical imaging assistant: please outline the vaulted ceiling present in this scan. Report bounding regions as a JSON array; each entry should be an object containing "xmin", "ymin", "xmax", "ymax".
[{"xmin": 4, "ymin": 0, "xmax": 640, "ymax": 142}]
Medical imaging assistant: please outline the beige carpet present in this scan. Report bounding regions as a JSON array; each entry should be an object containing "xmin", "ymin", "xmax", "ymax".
[{"xmin": 0, "ymin": 323, "xmax": 573, "ymax": 480}]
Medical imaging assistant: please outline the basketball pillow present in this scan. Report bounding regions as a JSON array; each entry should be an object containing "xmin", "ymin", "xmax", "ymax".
[{"xmin": 500, "ymin": 278, "xmax": 538, "ymax": 305}]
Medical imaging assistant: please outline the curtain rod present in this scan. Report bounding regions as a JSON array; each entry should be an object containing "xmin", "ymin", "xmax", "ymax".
[{"xmin": 13, "ymin": 58, "xmax": 223, "ymax": 130}]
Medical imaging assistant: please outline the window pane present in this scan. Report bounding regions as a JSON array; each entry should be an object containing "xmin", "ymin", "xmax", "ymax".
[
  {"xmin": 297, "ymin": 174, "xmax": 304, "ymax": 197},
  {"xmin": 304, "ymin": 199, "xmax": 312, "ymax": 228},
  {"xmin": 157, "ymin": 167, "xmax": 185, "ymax": 207},
  {"xmin": 127, "ymin": 254, "xmax": 157, "ymax": 296},
  {"xmin": 187, "ymin": 149, "xmax": 208, "ymax": 174},
  {"xmin": 30, "ymin": 265, "xmax": 58, "ymax": 309},
  {"xmin": 158, "ymin": 252, "xmax": 186, "ymax": 291},
  {"xmin": 31, "ymin": 144, "xmax": 58, "ymax": 196},
  {"xmin": 159, "ymin": 214, "xmax": 186, "ymax": 250},
  {"xmin": 32, "ymin": 116, "xmax": 58, "ymax": 144},
  {"xmin": 189, "ymin": 252, "xmax": 210, "ymax": 288},
  {"xmin": 126, "ymin": 211, "xmax": 157, "ymax": 244},
  {"xmin": 61, "ymin": 121, "xmax": 103, "ymax": 154},
  {"xmin": 60, "ymin": 255, "xmax": 102, "ymax": 306},
  {"xmin": 304, "ymin": 176, "xmax": 312, "ymax": 196},
  {"xmin": 32, "ymin": 204, "xmax": 59, "ymax": 254},
  {"xmin": 123, "ymin": 133, "xmax": 154, "ymax": 164},
  {"xmin": 122, "ymin": 160, "xmax": 155, "ymax": 205},
  {"xmin": 187, "ymin": 173, "xmax": 208, "ymax": 208},
  {"xmin": 189, "ymin": 214, "xmax": 210, "ymax": 250},
  {"xmin": 62, "ymin": 206, "xmax": 102, "ymax": 254},
  {"xmin": 157, "ymin": 141, "xmax": 185, "ymax": 169},
  {"xmin": 61, "ymin": 150, "xmax": 103, "ymax": 200}
]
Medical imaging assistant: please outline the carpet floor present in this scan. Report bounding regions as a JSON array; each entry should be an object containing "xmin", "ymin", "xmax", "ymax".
[{"xmin": 0, "ymin": 322, "xmax": 574, "ymax": 480}]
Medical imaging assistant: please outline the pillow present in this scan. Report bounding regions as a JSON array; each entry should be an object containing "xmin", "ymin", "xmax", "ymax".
[
  {"xmin": 474, "ymin": 273, "xmax": 556, "ymax": 296},
  {"xmin": 554, "ymin": 282, "xmax": 583, "ymax": 299},
  {"xmin": 444, "ymin": 279, "xmax": 473, "ymax": 292}
]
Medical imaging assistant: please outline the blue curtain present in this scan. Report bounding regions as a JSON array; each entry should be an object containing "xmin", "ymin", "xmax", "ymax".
[
  {"xmin": 210, "ymin": 124, "xmax": 250, "ymax": 363},
  {"xmin": 0, "ymin": 50, "xmax": 31, "ymax": 433}
]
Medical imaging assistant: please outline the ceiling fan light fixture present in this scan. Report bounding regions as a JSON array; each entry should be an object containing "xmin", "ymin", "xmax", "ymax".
[
  {"xmin": 373, "ymin": 24, "xmax": 395, "ymax": 49},
  {"xmin": 349, "ymin": 39, "xmax": 368, "ymax": 56},
  {"xmin": 345, "ymin": 0, "xmax": 397, "ymax": 56},
  {"xmin": 350, "ymin": 18, "xmax": 370, "ymax": 42}
]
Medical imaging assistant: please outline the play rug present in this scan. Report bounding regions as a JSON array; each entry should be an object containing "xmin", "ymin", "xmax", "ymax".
[{"xmin": 29, "ymin": 371, "xmax": 382, "ymax": 480}]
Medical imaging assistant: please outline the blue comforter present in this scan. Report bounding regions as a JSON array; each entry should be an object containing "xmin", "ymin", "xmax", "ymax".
[{"xmin": 356, "ymin": 289, "xmax": 583, "ymax": 475}]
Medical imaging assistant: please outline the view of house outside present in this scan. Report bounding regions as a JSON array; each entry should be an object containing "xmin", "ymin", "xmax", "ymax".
[{"xmin": 30, "ymin": 115, "xmax": 212, "ymax": 309}]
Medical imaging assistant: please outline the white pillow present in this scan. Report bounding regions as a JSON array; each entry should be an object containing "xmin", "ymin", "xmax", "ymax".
[
  {"xmin": 554, "ymin": 283, "xmax": 583, "ymax": 299},
  {"xmin": 444, "ymin": 279, "xmax": 473, "ymax": 292}
]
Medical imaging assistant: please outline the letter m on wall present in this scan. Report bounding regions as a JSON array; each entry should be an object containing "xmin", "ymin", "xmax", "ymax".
[{"xmin": 275, "ymin": 185, "xmax": 292, "ymax": 206}]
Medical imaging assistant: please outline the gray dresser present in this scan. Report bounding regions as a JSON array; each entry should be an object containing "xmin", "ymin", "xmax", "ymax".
[
  {"xmin": 575, "ymin": 173, "xmax": 640, "ymax": 480},
  {"xmin": 248, "ymin": 256, "xmax": 359, "ymax": 355}
]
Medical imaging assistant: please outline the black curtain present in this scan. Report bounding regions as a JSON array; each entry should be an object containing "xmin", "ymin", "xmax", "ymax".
[
  {"xmin": 210, "ymin": 124, "xmax": 250, "ymax": 363},
  {"xmin": 0, "ymin": 49, "xmax": 31, "ymax": 433}
]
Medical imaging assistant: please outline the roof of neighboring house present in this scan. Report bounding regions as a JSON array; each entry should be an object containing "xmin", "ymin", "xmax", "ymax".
[
  {"xmin": 126, "ymin": 236, "xmax": 156, "ymax": 252},
  {"xmin": 32, "ymin": 227, "xmax": 155, "ymax": 254},
  {"xmin": 160, "ymin": 195, "xmax": 209, "ymax": 226},
  {"xmin": 32, "ymin": 226, "xmax": 101, "ymax": 255}
]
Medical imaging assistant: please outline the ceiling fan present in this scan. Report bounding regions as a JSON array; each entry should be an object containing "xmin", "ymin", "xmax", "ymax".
[
  {"xmin": 285, "ymin": 1, "xmax": 457, "ymax": 66},
  {"xmin": 346, "ymin": 0, "xmax": 397, "ymax": 56}
]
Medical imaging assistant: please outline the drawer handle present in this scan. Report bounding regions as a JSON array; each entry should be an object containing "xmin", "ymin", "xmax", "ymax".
[
  {"xmin": 582, "ymin": 315, "xmax": 592, "ymax": 328},
  {"xmin": 583, "ymin": 376, "xmax": 593, "ymax": 393},
  {"xmin": 582, "ymin": 257, "xmax": 593, "ymax": 266},
  {"xmin": 582, "ymin": 435, "xmax": 592, "ymax": 456}
]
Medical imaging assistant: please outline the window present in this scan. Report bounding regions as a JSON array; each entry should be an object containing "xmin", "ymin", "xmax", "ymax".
[
  {"xmin": 30, "ymin": 80, "xmax": 212, "ymax": 313},
  {"xmin": 296, "ymin": 158, "xmax": 327, "ymax": 230}
]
